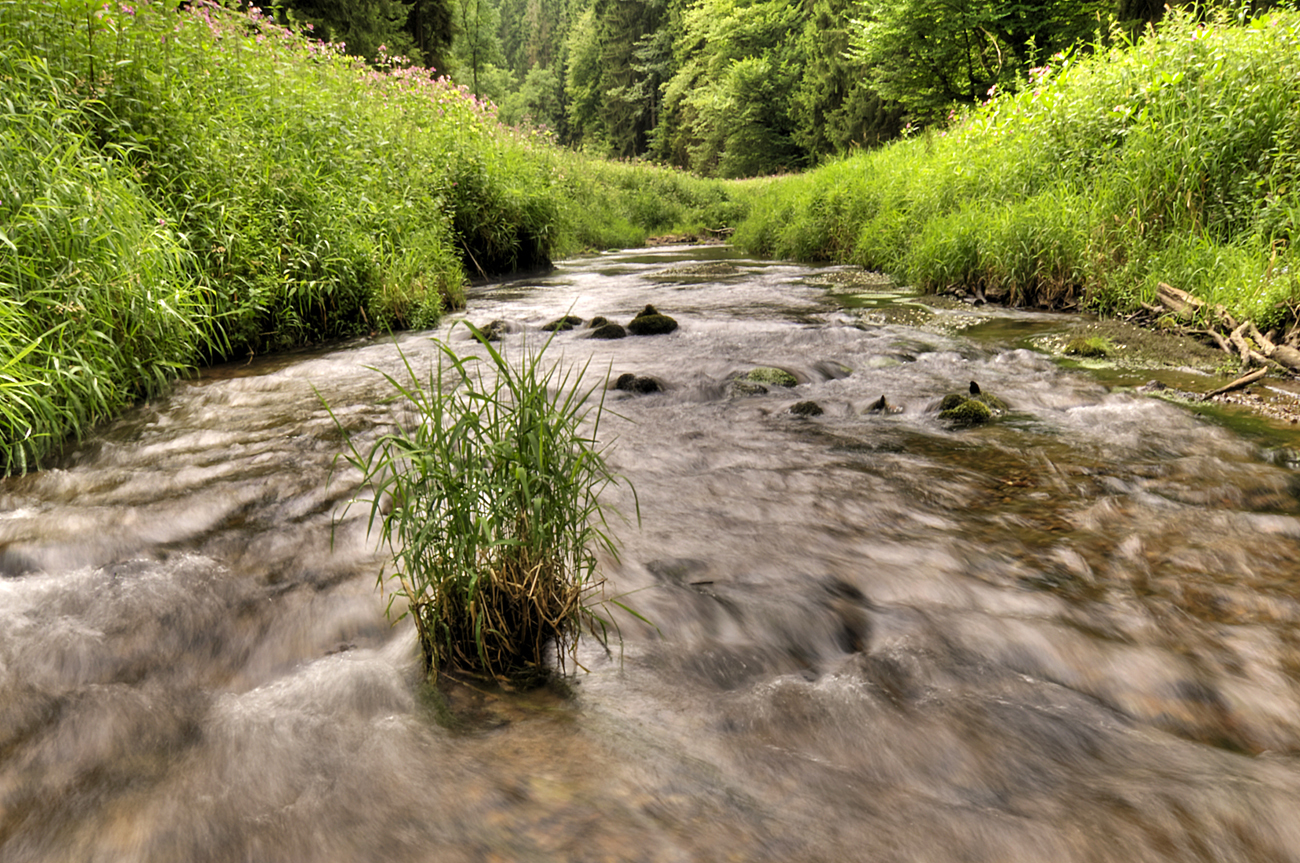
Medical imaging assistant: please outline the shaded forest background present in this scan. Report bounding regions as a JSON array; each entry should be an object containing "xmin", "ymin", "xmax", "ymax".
[{"xmin": 269, "ymin": 0, "xmax": 1269, "ymax": 177}]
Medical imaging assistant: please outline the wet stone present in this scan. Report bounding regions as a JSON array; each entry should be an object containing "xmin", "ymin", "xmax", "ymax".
[
  {"xmin": 726, "ymin": 379, "xmax": 768, "ymax": 398},
  {"xmin": 745, "ymin": 367, "xmax": 798, "ymax": 387},
  {"xmin": 627, "ymin": 304, "xmax": 679, "ymax": 336},
  {"xmin": 479, "ymin": 319, "xmax": 510, "ymax": 341},
  {"xmin": 543, "ymin": 315, "xmax": 584, "ymax": 332},
  {"xmin": 614, "ymin": 373, "xmax": 662, "ymax": 395},
  {"xmin": 789, "ymin": 400, "xmax": 824, "ymax": 417},
  {"xmin": 588, "ymin": 322, "xmax": 627, "ymax": 340},
  {"xmin": 938, "ymin": 396, "xmax": 993, "ymax": 424}
]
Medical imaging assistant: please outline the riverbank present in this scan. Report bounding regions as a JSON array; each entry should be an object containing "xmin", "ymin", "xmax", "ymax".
[
  {"xmin": 731, "ymin": 8, "xmax": 1300, "ymax": 344},
  {"xmin": 0, "ymin": 0, "xmax": 738, "ymax": 475}
]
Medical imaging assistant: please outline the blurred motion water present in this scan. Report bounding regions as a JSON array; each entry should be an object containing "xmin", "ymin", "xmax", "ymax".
[{"xmin": 4, "ymin": 246, "xmax": 1300, "ymax": 862}]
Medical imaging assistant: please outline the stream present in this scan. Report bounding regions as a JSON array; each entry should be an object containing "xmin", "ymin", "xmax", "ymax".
[{"xmin": 4, "ymin": 245, "xmax": 1300, "ymax": 862}]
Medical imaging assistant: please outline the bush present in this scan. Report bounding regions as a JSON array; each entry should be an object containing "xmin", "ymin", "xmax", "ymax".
[{"xmin": 333, "ymin": 324, "xmax": 635, "ymax": 682}]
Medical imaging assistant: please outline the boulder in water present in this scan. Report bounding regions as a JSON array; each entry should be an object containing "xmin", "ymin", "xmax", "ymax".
[
  {"xmin": 867, "ymin": 394, "xmax": 904, "ymax": 415},
  {"xmin": 726, "ymin": 379, "xmax": 768, "ymax": 398},
  {"xmin": 543, "ymin": 315, "xmax": 584, "ymax": 332},
  {"xmin": 790, "ymin": 400, "xmax": 824, "ymax": 417},
  {"xmin": 938, "ymin": 395, "xmax": 993, "ymax": 424},
  {"xmin": 479, "ymin": 319, "xmax": 510, "ymax": 342},
  {"xmin": 589, "ymin": 322, "xmax": 627, "ymax": 340},
  {"xmin": 744, "ymin": 367, "xmax": 798, "ymax": 387},
  {"xmin": 627, "ymin": 304, "xmax": 679, "ymax": 336},
  {"xmin": 614, "ymin": 373, "xmax": 662, "ymax": 394}
]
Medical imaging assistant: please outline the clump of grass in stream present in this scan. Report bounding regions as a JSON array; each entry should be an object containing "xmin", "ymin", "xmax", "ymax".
[
  {"xmin": 334, "ymin": 324, "xmax": 637, "ymax": 683},
  {"xmin": 732, "ymin": 8, "xmax": 1300, "ymax": 326}
]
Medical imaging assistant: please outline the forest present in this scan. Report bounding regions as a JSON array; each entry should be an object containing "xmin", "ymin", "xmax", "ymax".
[{"xmin": 271, "ymin": 0, "xmax": 1239, "ymax": 176}]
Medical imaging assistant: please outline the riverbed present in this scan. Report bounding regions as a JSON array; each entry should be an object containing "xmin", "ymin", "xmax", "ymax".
[{"xmin": 3, "ymin": 245, "xmax": 1300, "ymax": 862}]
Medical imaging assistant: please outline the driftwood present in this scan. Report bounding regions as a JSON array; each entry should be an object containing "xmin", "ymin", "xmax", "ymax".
[
  {"xmin": 1156, "ymin": 282, "xmax": 1238, "ymax": 330},
  {"xmin": 1247, "ymin": 322, "xmax": 1300, "ymax": 375},
  {"xmin": 1202, "ymin": 367, "xmax": 1267, "ymax": 400},
  {"xmin": 1149, "ymin": 282, "xmax": 1300, "ymax": 378}
]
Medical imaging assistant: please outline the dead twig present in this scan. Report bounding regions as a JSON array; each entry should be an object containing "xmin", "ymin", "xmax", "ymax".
[{"xmin": 1202, "ymin": 367, "xmax": 1267, "ymax": 401}]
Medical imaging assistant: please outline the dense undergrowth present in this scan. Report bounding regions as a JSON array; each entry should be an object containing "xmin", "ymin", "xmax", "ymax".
[
  {"xmin": 734, "ymin": 9, "xmax": 1300, "ymax": 331},
  {"xmin": 0, "ymin": 0, "xmax": 737, "ymax": 474}
]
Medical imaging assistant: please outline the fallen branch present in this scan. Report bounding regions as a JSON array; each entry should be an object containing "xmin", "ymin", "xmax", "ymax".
[
  {"xmin": 1157, "ymin": 282, "xmax": 1237, "ymax": 330},
  {"xmin": 1247, "ymin": 322, "xmax": 1300, "ymax": 375},
  {"xmin": 1201, "ymin": 367, "xmax": 1267, "ymax": 400},
  {"xmin": 1229, "ymin": 322, "xmax": 1253, "ymax": 370},
  {"xmin": 1199, "ymin": 328, "xmax": 1232, "ymax": 353}
]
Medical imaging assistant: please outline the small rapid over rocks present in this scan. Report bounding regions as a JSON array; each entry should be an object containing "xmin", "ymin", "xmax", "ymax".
[{"xmin": 4, "ymin": 246, "xmax": 1300, "ymax": 862}]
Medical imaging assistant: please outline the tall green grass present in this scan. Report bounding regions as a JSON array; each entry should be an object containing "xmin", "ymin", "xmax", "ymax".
[
  {"xmin": 734, "ymin": 9, "xmax": 1300, "ymax": 328},
  {"xmin": 0, "ymin": 0, "xmax": 741, "ymax": 474},
  {"xmin": 332, "ymin": 324, "xmax": 634, "ymax": 682},
  {"xmin": 0, "ymin": 43, "xmax": 204, "ymax": 473}
]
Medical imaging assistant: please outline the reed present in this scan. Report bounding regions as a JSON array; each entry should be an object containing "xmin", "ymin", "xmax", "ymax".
[{"xmin": 333, "ymin": 324, "xmax": 635, "ymax": 682}]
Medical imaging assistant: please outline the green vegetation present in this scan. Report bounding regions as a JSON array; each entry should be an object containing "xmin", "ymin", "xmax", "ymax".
[
  {"xmin": 1065, "ymin": 335, "xmax": 1115, "ymax": 358},
  {"xmin": 744, "ymin": 367, "xmax": 798, "ymax": 387},
  {"xmin": 0, "ymin": 0, "xmax": 736, "ymax": 475},
  {"xmin": 332, "ymin": 324, "xmax": 632, "ymax": 682},
  {"xmin": 734, "ymin": 9, "xmax": 1300, "ymax": 330},
  {"xmin": 939, "ymin": 397, "xmax": 993, "ymax": 424}
]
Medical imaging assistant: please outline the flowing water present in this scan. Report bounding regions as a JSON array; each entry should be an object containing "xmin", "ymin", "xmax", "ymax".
[{"xmin": 5, "ymin": 245, "xmax": 1300, "ymax": 862}]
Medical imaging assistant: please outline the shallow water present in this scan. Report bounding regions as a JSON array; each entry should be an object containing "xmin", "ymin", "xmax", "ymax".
[{"xmin": 4, "ymin": 246, "xmax": 1300, "ymax": 862}]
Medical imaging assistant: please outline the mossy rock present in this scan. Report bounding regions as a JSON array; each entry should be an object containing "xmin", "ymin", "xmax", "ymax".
[
  {"xmin": 628, "ymin": 304, "xmax": 679, "ymax": 336},
  {"xmin": 726, "ymin": 379, "xmax": 769, "ymax": 398},
  {"xmin": 939, "ymin": 397, "xmax": 992, "ymax": 424},
  {"xmin": 938, "ymin": 393, "xmax": 967, "ymax": 412},
  {"xmin": 745, "ymin": 367, "xmax": 798, "ymax": 387},
  {"xmin": 479, "ymin": 319, "xmax": 510, "ymax": 342},
  {"xmin": 588, "ymin": 316, "xmax": 610, "ymax": 329},
  {"xmin": 589, "ymin": 322, "xmax": 626, "ymax": 340},
  {"xmin": 790, "ymin": 400, "xmax": 824, "ymax": 417},
  {"xmin": 972, "ymin": 392, "xmax": 1008, "ymax": 411},
  {"xmin": 543, "ymin": 315, "xmax": 584, "ymax": 332}
]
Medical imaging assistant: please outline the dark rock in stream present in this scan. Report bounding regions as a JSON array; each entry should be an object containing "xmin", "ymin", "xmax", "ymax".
[
  {"xmin": 867, "ymin": 395, "xmax": 904, "ymax": 415},
  {"xmin": 588, "ymin": 322, "xmax": 627, "ymax": 340},
  {"xmin": 543, "ymin": 315, "xmax": 584, "ymax": 332},
  {"xmin": 726, "ymin": 379, "xmax": 769, "ymax": 398},
  {"xmin": 627, "ymin": 304, "xmax": 679, "ymax": 336},
  {"xmin": 478, "ymin": 319, "xmax": 510, "ymax": 341},
  {"xmin": 614, "ymin": 373, "xmax": 662, "ymax": 394},
  {"xmin": 789, "ymin": 400, "xmax": 824, "ymax": 417}
]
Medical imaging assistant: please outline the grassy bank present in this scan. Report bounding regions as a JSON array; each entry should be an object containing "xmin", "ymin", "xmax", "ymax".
[
  {"xmin": 0, "ymin": 0, "xmax": 737, "ymax": 475},
  {"xmin": 733, "ymin": 9, "xmax": 1300, "ymax": 332}
]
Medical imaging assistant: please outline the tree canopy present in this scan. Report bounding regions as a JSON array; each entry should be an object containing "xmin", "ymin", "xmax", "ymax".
[{"xmin": 270, "ymin": 0, "xmax": 1274, "ymax": 177}]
